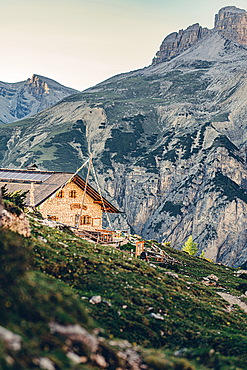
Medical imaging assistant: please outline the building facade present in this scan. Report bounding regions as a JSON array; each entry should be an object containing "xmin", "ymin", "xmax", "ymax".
[
  {"xmin": 0, "ymin": 168, "xmax": 121, "ymax": 231},
  {"xmin": 39, "ymin": 181, "xmax": 103, "ymax": 230}
]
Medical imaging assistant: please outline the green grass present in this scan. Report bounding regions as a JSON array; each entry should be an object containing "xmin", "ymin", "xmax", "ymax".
[
  {"xmin": 29, "ymin": 218, "xmax": 247, "ymax": 354},
  {"xmin": 1, "ymin": 213, "xmax": 247, "ymax": 369}
]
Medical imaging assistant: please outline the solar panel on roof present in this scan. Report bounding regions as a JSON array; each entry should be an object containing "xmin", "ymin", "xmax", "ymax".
[{"xmin": 0, "ymin": 170, "xmax": 51, "ymax": 183}]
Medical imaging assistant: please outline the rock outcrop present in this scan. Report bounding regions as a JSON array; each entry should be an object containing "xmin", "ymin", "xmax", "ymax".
[
  {"xmin": 152, "ymin": 6, "xmax": 247, "ymax": 66},
  {"xmin": 0, "ymin": 74, "xmax": 78, "ymax": 124},
  {"xmin": 0, "ymin": 210, "xmax": 31, "ymax": 237},
  {"xmin": 2, "ymin": 7, "xmax": 247, "ymax": 266},
  {"xmin": 152, "ymin": 23, "xmax": 210, "ymax": 65},
  {"xmin": 215, "ymin": 6, "xmax": 247, "ymax": 46}
]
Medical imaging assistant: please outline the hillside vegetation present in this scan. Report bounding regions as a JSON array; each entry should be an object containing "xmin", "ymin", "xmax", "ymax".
[
  {"xmin": 1, "ymin": 207, "xmax": 247, "ymax": 369},
  {"xmin": 1, "ymin": 36, "xmax": 247, "ymax": 266}
]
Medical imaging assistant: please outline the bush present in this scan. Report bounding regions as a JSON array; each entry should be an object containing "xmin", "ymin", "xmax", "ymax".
[
  {"xmin": 182, "ymin": 236, "xmax": 198, "ymax": 256},
  {"xmin": 235, "ymin": 282, "xmax": 247, "ymax": 293},
  {"xmin": 1, "ymin": 184, "xmax": 29, "ymax": 216}
]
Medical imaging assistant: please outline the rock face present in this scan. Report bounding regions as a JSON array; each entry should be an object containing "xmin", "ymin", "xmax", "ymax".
[
  {"xmin": 2, "ymin": 7, "xmax": 247, "ymax": 266},
  {"xmin": 0, "ymin": 210, "xmax": 31, "ymax": 237},
  {"xmin": 152, "ymin": 6, "xmax": 247, "ymax": 66},
  {"xmin": 215, "ymin": 6, "xmax": 247, "ymax": 46},
  {"xmin": 0, "ymin": 74, "xmax": 78, "ymax": 124},
  {"xmin": 152, "ymin": 24, "xmax": 210, "ymax": 65}
]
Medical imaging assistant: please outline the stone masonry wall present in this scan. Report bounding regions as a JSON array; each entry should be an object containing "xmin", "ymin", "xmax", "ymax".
[{"xmin": 39, "ymin": 182, "xmax": 103, "ymax": 231}]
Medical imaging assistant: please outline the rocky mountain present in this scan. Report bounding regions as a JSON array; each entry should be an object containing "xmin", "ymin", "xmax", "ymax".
[
  {"xmin": 0, "ymin": 74, "xmax": 78, "ymax": 124},
  {"xmin": 1, "ymin": 6, "xmax": 247, "ymax": 267},
  {"xmin": 152, "ymin": 23, "xmax": 211, "ymax": 65},
  {"xmin": 152, "ymin": 5, "xmax": 247, "ymax": 65}
]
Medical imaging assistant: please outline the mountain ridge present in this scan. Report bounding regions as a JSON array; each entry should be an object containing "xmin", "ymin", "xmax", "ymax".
[
  {"xmin": 1, "ymin": 6, "xmax": 247, "ymax": 267},
  {"xmin": 0, "ymin": 74, "xmax": 78, "ymax": 124},
  {"xmin": 152, "ymin": 5, "xmax": 247, "ymax": 65}
]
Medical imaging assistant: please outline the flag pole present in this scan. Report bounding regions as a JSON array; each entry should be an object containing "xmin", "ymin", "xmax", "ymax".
[{"xmin": 77, "ymin": 154, "xmax": 93, "ymax": 229}]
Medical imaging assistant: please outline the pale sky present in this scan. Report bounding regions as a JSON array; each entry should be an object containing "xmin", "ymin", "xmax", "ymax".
[{"xmin": 0, "ymin": 0, "xmax": 247, "ymax": 91}]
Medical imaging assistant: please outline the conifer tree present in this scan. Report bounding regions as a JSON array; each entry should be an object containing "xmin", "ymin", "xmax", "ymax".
[{"xmin": 182, "ymin": 235, "xmax": 198, "ymax": 256}]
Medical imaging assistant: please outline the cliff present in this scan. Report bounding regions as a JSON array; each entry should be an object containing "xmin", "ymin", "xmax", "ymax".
[
  {"xmin": 152, "ymin": 23, "xmax": 211, "ymax": 65},
  {"xmin": 1, "ymin": 7, "xmax": 247, "ymax": 267},
  {"xmin": 215, "ymin": 6, "xmax": 247, "ymax": 46},
  {"xmin": 152, "ymin": 6, "xmax": 247, "ymax": 66}
]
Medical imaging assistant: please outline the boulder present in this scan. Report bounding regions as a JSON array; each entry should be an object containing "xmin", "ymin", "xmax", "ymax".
[
  {"xmin": 0, "ymin": 209, "xmax": 31, "ymax": 237},
  {"xmin": 0, "ymin": 326, "xmax": 22, "ymax": 351}
]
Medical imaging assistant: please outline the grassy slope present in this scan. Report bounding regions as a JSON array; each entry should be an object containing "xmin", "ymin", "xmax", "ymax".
[{"xmin": 1, "ymin": 214, "xmax": 247, "ymax": 369}]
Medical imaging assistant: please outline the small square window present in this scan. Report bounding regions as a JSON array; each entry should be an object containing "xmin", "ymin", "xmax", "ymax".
[{"xmin": 92, "ymin": 218, "xmax": 101, "ymax": 227}]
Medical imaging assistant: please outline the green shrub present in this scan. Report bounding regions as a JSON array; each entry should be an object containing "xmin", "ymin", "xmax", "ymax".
[
  {"xmin": 182, "ymin": 236, "xmax": 198, "ymax": 256},
  {"xmin": 235, "ymin": 282, "xmax": 247, "ymax": 293},
  {"xmin": 1, "ymin": 184, "xmax": 29, "ymax": 216},
  {"xmin": 239, "ymin": 274, "xmax": 247, "ymax": 280}
]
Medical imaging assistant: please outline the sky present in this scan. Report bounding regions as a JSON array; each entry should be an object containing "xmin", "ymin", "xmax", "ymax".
[{"xmin": 1, "ymin": 0, "xmax": 247, "ymax": 91}]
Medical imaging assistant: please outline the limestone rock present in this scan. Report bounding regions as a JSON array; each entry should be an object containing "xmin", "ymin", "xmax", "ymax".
[
  {"xmin": 0, "ymin": 326, "xmax": 22, "ymax": 351},
  {"xmin": 215, "ymin": 6, "xmax": 247, "ymax": 46},
  {"xmin": 49, "ymin": 322, "xmax": 98, "ymax": 353},
  {"xmin": 0, "ymin": 209, "xmax": 31, "ymax": 237},
  {"xmin": 39, "ymin": 357, "xmax": 55, "ymax": 370},
  {"xmin": 152, "ymin": 6, "xmax": 247, "ymax": 66},
  {"xmin": 164, "ymin": 272, "xmax": 178, "ymax": 278},
  {"xmin": 150, "ymin": 313, "xmax": 164, "ymax": 320},
  {"xmin": 93, "ymin": 354, "xmax": 108, "ymax": 368},
  {"xmin": 0, "ymin": 74, "xmax": 78, "ymax": 124},
  {"xmin": 89, "ymin": 295, "xmax": 102, "ymax": 304},
  {"xmin": 217, "ymin": 292, "xmax": 247, "ymax": 314},
  {"xmin": 66, "ymin": 352, "xmax": 87, "ymax": 364},
  {"xmin": 152, "ymin": 23, "xmax": 210, "ymax": 65},
  {"xmin": 2, "ymin": 7, "xmax": 247, "ymax": 267},
  {"xmin": 206, "ymin": 274, "xmax": 219, "ymax": 281}
]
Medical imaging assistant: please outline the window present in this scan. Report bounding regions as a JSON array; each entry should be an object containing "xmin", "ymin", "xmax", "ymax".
[
  {"xmin": 47, "ymin": 215, "xmax": 58, "ymax": 221},
  {"xmin": 69, "ymin": 190, "xmax": 77, "ymax": 198},
  {"xmin": 56, "ymin": 190, "xmax": 64, "ymax": 198},
  {"xmin": 81, "ymin": 215, "xmax": 91, "ymax": 225},
  {"xmin": 92, "ymin": 218, "xmax": 101, "ymax": 227},
  {"xmin": 75, "ymin": 215, "xmax": 91, "ymax": 227}
]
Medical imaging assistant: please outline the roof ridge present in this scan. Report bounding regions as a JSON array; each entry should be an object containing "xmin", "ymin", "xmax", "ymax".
[{"xmin": 0, "ymin": 168, "xmax": 74, "ymax": 175}]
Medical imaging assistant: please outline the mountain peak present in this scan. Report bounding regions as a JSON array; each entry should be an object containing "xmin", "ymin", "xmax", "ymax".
[
  {"xmin": 152, "ymin": 23, "xmax": 210, "ymax": 65},
  {"xmin": 152, "ymin": 5, "xmax": 247, "ymax": 66},
  {"xmin": 0, "ymin": 75, "xmax": 79, "ymax": 124},
  {"xmin": 214, "ymin": 6, "xmax": 247, "ymax": 46},
  {"xmin": 30, "ymin": 74, "xmax": 41, "ymax": 82},
  {"xmin": 27, "ymin": 74, "xmax": 50, "ymax": 96}
]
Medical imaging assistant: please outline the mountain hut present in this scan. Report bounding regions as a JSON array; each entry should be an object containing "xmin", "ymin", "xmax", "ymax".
[{"xmin": 0, "ymin": 168, "xmax": 121, "ymax": 241}]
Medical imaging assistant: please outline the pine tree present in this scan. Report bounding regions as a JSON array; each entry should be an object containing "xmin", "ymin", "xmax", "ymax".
[{"xmin": 182, "ymin": 235, "xmax": 198, "ymax": 256}]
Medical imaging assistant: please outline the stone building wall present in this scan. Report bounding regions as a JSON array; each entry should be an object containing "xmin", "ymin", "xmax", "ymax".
[{"xmin": 39, "ymin": 182, "xmax": 103, "ymax": 230}]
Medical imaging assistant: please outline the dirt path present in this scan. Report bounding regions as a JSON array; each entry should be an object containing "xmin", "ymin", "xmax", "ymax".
[{"xmin": 217, "ymin": 292, "xmax": 247, "ymax": 314}]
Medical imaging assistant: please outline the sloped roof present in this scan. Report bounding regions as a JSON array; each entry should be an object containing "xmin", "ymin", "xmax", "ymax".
[{"xmin": 0, "ymin": 168, "xmax": 121, "ymax": 213}]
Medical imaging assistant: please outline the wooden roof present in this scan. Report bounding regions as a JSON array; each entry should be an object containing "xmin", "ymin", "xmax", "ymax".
[{"xmin": 0, "ymin": 168, "xmax": 122, "ymax": 213}]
